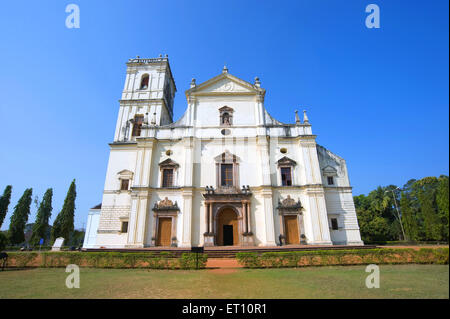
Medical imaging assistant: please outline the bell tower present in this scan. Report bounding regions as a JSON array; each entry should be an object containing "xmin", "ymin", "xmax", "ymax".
[{"xmin": 114, "ymin": 55, "xmax": 177, "ymax": 142}]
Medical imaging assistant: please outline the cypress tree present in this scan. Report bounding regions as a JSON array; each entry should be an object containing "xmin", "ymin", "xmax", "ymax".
[
  {"xmin": 400, "ymin": 192, "xmax": 419, "ymax": 241},
  {"xmin": 0, "ymin": 185, "xmax": 12, "ymax": 228},
  {"xmin": 30, "ymin": 188, "xmax": 53, "ymax": 246},
  {"xmin": 51, "ymin": 180, "xmax": 76, "ymax": 244},
  {"xmin": 416, "ymin": 177, "xmax": 441, "ymax": 241},
  {"xmin": 8, "ymin": 188, "xmax": 33, "ymax": 245}
]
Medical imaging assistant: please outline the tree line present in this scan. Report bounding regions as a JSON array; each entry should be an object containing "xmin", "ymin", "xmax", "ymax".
[
  {"xmin": 354, "ymin": 175, "xmax": 449, "ymax": 243},
  {"xmin": 0, "ymin": 179, "xmax": 78, "ymax": 249}
]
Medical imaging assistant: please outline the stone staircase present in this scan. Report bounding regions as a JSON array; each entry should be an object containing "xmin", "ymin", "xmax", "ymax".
[{"xmin": 83, "ymin": 245, "xmax": 377, "ymax": 258}]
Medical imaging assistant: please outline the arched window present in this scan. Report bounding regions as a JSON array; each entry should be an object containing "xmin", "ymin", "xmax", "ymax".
[
  {"xmin": 131, "ymin": 114, "xmax": 144, "ymax": 136},
  {"xmin": 140, "ymin": 74, "xmax": 149, "ymax": 89}
]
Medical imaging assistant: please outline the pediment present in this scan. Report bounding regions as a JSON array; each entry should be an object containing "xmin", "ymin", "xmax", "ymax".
[
  {"xmin": 277, "ymin": 156, "xmax": 297, "ymax": 167},
  {"xmin": 117, "ymin": 169, "xmax": 134, "ymax": 178},
  {"xmin": 219, "ymin": 106, "xmax": 234, "ymax": 113},
  {"xmin": 322, "ymin": 165, "xmax": 338, "ymax": 176},
  {"xmin": 159, "ymin": 158, "xmax": 180, "ymax": 168},
  {"xmin": 214, "ymin": 150, "xmax": 240, "ymax": 163},
  {"xmin": 186, "ymin": 72, "xmax": 263, "ymax": 96}
]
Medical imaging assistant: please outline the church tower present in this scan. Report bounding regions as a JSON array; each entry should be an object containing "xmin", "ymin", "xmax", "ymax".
[{"xmin": 113, "ymin": 55, "xmax": 176, "ymax": 142}]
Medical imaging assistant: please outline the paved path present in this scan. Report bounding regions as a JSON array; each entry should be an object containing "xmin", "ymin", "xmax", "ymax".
[{"xmin": 206, "ymin": 258, "xmax": 242, "ymax": 269}]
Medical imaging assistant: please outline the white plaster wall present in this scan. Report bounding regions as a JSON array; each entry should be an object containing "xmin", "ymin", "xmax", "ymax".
[
  {"xmin": 82, "ymin": 209, "xmax": 100, "ymax": 248},
  {"xmin": 87, "ymin": 64, "xmax": 364, "ymax": 249}
]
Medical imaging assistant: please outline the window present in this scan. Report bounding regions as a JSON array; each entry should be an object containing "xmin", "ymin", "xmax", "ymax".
[
  {"xmin": 331, "ymin": 218, "xmax": 338, "ymax": 230},
  {"xmin": 121, "ymin": 221, "xmax": 128, "ymax": 233},
  {"xmin": 281, "ymin": 167, "xmax": 292, "ymax": 186},
  {"xmin": 140, "ymin": 74, "xmax": 149, "ymax": 89},
  {"xmin": 131, "ymin": 114, "xmax": 144, "ymax": 136},
  {"xmin": 221, "ymin": 164, "xmax": 233, "ymax": 187},
  {"xmin": 162, "ymin": 169, "xmax": 174, "ymax": 187},
  {"xmin": 120, "ymin": 179, "xmax": 129, "ymax": 191},
  {"xmin": 327, "ymin": 176, "xmax": 334, "ymax": 185}
]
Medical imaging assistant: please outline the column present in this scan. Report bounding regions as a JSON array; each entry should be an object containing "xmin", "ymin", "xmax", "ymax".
[
  {"xmin": 171, "ymin": 216, "xmax": 177, "ymax": 247},
  {"xmin": 152, "ymin": 214, "xmax": 158, "ymax": 246},
  {"xmin": 181, "ymin": 189, "xmax": 193, "ymax": 248},
  {"xmin": 279, "ymin": 214, "xmax": 284, "ymax": 237},
  {"xmin": 246, "ymin": 201, "xmax": 252, "ymax": 233},
  {"xmin": 205, "ymin": 203, "xmax": 210, "ymax": 233},
  {"xmin": 242, "ymin": 202, "xmax": 248, "ymax": 233},
  {"xmin": 209, "ymin": 203, "xmax": 213, "ymax": 234}
]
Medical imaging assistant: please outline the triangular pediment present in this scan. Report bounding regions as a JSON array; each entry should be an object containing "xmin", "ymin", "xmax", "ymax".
[
  {"xmin": 186, "ymin": 72, "xmax": 264, "ymax": 96},
  {"xmin": 219, "ymin": 106, "xmax": 234, "ymax": 113},
  {"xmin": 159, "ymin": 158, "xmax": 180, "ymax": 168},
  {"xmin": 277, "ymin": 156, "xmax": 297, "ymax": 167},
  {"xmin": 214, "ymin": 150, "xmax": 240, "ymax": 163}
]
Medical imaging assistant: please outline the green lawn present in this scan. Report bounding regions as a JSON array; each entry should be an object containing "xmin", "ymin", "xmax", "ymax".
[{"xmin": 0, "ymin": 264, "xmax": 448, "ymax": 299}]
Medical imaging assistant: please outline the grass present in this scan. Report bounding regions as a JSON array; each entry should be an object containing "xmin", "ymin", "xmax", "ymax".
[{"xmin": 0, "ymin": 264, "xmax": 448, "ymax": 299}]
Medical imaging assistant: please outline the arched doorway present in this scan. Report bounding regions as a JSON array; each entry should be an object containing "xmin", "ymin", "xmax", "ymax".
[{"xmin": 217, "ymin": 208, "xmax": 239, "ymax": 246}]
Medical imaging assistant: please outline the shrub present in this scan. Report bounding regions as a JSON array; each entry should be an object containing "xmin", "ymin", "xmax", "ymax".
[
  {"xmin": 236, "ymin": 248, "xmax": 449, "ymax": 268},
  {"xmin": 6, "ymin": 251, "xmax": 208, "ymax": 269}
]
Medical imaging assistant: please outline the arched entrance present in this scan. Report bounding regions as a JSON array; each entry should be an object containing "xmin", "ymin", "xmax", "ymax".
[{"xmin": 217, "ymin": 208, "xmax": 239, "ymax": 246}]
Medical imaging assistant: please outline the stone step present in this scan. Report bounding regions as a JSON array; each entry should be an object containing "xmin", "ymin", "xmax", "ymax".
[{"xmin": 83, "ymin": 245, "xmax": 377, "ymax": 258}]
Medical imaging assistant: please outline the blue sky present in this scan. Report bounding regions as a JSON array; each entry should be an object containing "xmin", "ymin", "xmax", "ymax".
[{"xmin": 0, "ymin": 0, "xmax": 448, "ymax": 230}]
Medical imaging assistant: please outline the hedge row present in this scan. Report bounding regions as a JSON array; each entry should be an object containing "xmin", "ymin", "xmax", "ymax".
[
  {"xmin": 363, "ymin": 240, "xmax": 448, "ymax": 246},
  {"xmin": 5, "ymin": 252, "xmax": 208, "ymax": 269},
  {"xmin": 236, "ymin": 248, "xmax": 449, "ymax": 268}
]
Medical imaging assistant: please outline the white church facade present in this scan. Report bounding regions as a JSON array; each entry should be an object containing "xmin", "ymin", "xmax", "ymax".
[{"xmin": 83, "ymin": 56, "xmax": 363, "ymax": 249}]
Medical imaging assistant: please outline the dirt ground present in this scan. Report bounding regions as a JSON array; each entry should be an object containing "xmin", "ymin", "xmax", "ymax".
[{"xmin": 206, "ymin": 258, "xmax": 242, "ymax": 268}]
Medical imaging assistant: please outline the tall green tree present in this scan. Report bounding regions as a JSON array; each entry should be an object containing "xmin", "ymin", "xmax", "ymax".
[
  {"xmin": 0, "ymin": 185, "xmax": 12, "ymax": 228},
  {"xmin": 8, "ymin": 188, "xmax": 33, "ymax": 245},
  {"xmin": 436, "ymin": 175, "xmax": 449, "ymax": 240},
  {"xmin": 415, "ymin": 177, "xmax": 441, "ymax": 240},
  {"xmin": 30, "ymin": 188, "xmax": 53, "ymax": 246},
  {"xmin": 51, "ymin": 180, "xmax": 76, "ymax": 243},
  {"xmin": 400, "ymin": 191, "xmax": 419, "ymax": 241}
]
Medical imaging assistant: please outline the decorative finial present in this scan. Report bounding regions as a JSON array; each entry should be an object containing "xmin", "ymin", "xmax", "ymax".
[
  {"xmin": 295, "ymin": 110, "xmax": 300, "ymax": 124},
  {"xmin": 223, "ymin": 65, "xmax": 228, "ymax": 73},
  {"xmin": 164, "ymin": 54, "xmax": 168, "ymax": 58},
  {"xmin": 136, "ymin": 55, "xmax": 140, "ymax": 59},
  {"xmin": 303, "ymin": 110, "xmax": 309, "ymax": 123},
  {"xmin": 190, "ymin": 78, "xmax": 196, "ymax": 88},
  {"xmin": 254, "ymin": 77, "xmax": 261, "ymax": 87},
  {"xmin": 159, "ymin": 54, "xmax": 162, "ymax": 58}
]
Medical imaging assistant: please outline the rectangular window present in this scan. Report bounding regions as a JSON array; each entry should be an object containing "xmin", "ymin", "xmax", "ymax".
[
  {"xmin": 121, "ymin": 221, "xmax": 128, "ymax": 233},
  {"xmin": 162, "ymin": 169, "xmax": 174, "ymax": 187},
  {"xmin": 327, "ymin": 176, "xmax": 334, "ymax": 185},
  {"xmin": 221, "ymin": 164, "xmax": 233, "ymax": 187},
  {"xmin": 120, "ymin": 179, "xmax": 129, "ymax": 191},
  {"xmin": 281, "ymin": 167, "xmax": 292, "ymax": 186},
  {"xmin": 331, "ymin": 218, "xmax": 338, "ymax": 230},
  {"xmin": 131, "ymin": 114, "xmax": 144, "ymax": 136}
]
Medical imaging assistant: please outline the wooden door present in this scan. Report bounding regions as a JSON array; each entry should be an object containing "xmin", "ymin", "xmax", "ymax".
[
  {"xmin": 157, "ymin": 217, "xmax": 172, "ymax": 246},
  {"xmin": 284, "ymin": 215, "xmax": 299, "ymax": 244},
  {"xmin": 217, "ymin": 209, "xmax": 239, "ymax": 246}
]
